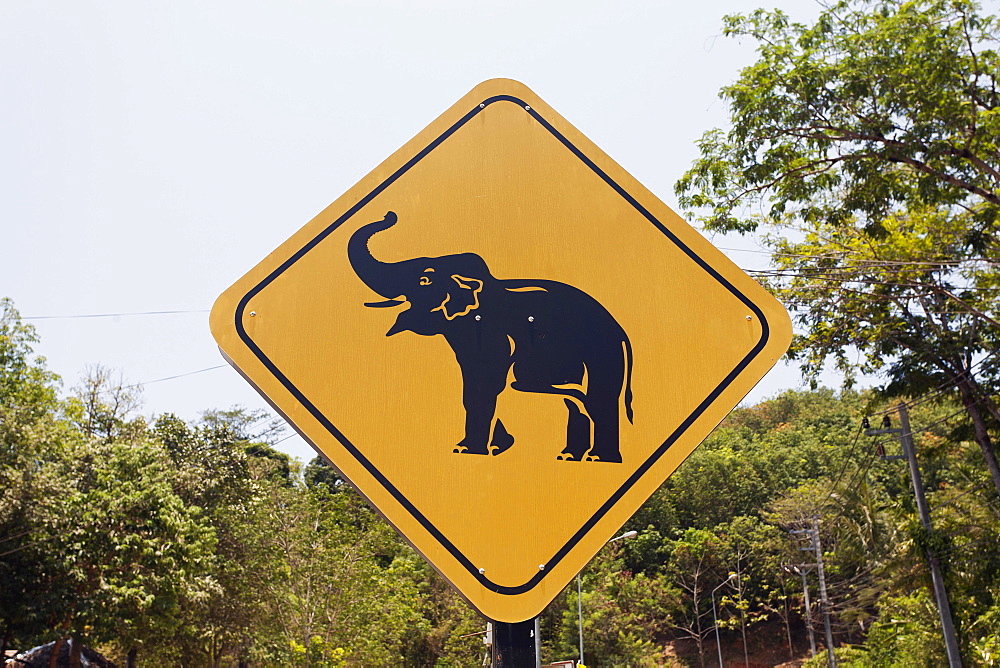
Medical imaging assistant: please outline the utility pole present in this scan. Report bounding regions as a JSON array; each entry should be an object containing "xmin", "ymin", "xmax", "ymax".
[
  {"xmin": 865, "ymin": 406, "xmax": 963, "ymax": 667},
  {"xmin": 782, "ymin": 563, "xmax": 816, "ymax": 658},
  {"xmin": 791, "ymin": 522, "xmax": 835, "ymax": 667},
  {"xmin": 800, "ymin": 567, "xmax": 817, "ymax": 658},
  {"xmin": 811, "ymin": 517, "xmax": 836, "ymax": 668},
  {"xmin": 794, "ymin": 565, "xmax": 817, "ymax": 658}
]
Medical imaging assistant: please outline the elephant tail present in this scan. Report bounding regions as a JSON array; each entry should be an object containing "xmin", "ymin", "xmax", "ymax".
[{"xmin": 623, "ymin": 337, "xmax": 634, "ymax": 424}]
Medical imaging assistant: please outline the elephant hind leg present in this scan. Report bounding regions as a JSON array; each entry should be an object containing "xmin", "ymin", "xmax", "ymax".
[
  {"xmin": 583, "ymin": 399, "xmax": 623, "ymax": 463},
  {"xmin": 489, "ymin": 419, "xmax": 515, "ymax": 456},
  {"xmin": 557, "ymin": 399, "xmax": 591, "ymax": 461}
]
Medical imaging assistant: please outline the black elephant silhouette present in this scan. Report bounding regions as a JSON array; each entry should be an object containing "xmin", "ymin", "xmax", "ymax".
[{"xmin": 348, "ymin": 211, "xmax": 634, "ymax": 463}]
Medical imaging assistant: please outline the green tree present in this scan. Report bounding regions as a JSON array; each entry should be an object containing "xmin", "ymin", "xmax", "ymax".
[
  {"xmin": 713, "ymin": 516, "xmax": 788, "ymax": 663},
  {"xmin": 254, "ymin": 481, "xmax": 427, "ymax": 665},
  {"xmin": 0, "ymin": 298, "xmax": 58, "ymax": 417},
  {"xmin": 395, "ymin": 558, "xmax": 484, "ymax": 666},
  {"xmin": 69, "ymin": 365, "xmax": 142, "ymax": 441},
  {"xmin": 547, "ymin": 541, "xmax": 677, "ymax": 667},
  {"xmin": 675, "ymin": 0, "xmax": 1000, "ymax": 235},
  {"xmin": 660, "ymin": 389, "xmax": 861, "ymax": 529},
  {"xmin": 664, "ymin": 528, "xmax": 726, "ymax": 665},
  {"xmin": 676, "ymin": 0, "xmax": 1000, "ymax": 500},
  {"xmin": 49, "ymin": 436, "xmax": 217, "ymax": 664},
  {"xmin": 199, "ymin": 406, "xmax": 285, "ymax": 445},
  {"xmin": 0, "ymin": 298, "xmax": 65, "ymax": 655},
  {"xmin": 151, "ymin": 411, "xmax": 280, "ymax": 666},
  {"xmin": 304, "ymin": 455, "xmax": 347, "ymax": 492},
  {"xmin": 763, "ymin": 210, "xmax": 1000, "ymax": 498},
  {"xmin": 825, "ymin": 590, "xmax": 947, "ymax": 667}
]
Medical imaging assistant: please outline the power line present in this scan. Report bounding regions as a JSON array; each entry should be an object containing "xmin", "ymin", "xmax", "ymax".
[
  {"xmin": 910, "ymin": 404, "xmax": 978, "ymax": 435},
  {"xmin": 16, "ymin": 262, "xmax": 999, "ymax": 326},
  {"xmin": 29, "ymin": 296, "xmax": 993, "ymax": 324},
  {"xmin": 751, "ymin": 268, "xmax": 998, "ymax": 292},
  {"xmin": 931, "ymin": 485, "xmax": 988, "ymax": 513},
  {"xmin": 937, "ymin": 536, "xmax": 1000, "ymax": 559},
  {"xmin": 124, "ymin": 364, "xmax": 228, "ymax": 389},
  {"xmin": 814, "ymin": 422, "xmax": 868, "ymax": 513},
  {"xmin": 272, "ymin": 431, "xmax": 303, "ymax": 446},
  {"xmin": 862, "ymin": 351, "xmax": 999, "ymax": 417},
  {"xmin": 23, "ymin": 309, "xmax": 210, "ymax": 320},
  {"xmin": 717, "ymin": 245, "xmax": 1000, "ymax": 267},
  {"xmin": 825, "ymin": 440, "xmax": 881, "ymax": 518}
]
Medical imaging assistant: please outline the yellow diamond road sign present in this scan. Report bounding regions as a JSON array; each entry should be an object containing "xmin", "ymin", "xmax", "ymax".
[{"xmin": 210, "ymin": 79, "xmax": 791, "ymax": 623}]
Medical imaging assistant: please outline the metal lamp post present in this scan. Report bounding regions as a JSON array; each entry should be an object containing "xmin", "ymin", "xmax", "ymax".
[
  {"xmin": 577, "ymin": 530, "xmax": 638, "ymax": 666},
  {"xmin": 712, "ymin": 573, "xmax": 738, "ymax": 668}
]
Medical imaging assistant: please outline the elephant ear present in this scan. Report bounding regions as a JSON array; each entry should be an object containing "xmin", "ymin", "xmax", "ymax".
[{"xmin": 433, "ymin": 274, "xmax": 483, "ymax": 320}]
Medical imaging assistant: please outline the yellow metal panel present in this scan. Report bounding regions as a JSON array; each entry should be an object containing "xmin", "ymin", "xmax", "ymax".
[{"xmin": 210, "ymin": 78, "xmax": 791, "ymax": 622}]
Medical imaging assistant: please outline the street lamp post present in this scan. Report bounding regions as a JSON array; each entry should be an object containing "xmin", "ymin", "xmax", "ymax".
[
  {"xmin": 577, "ymin": 530, "xmax": 637, "ymax": 667},
  {"xmin": 712, "ymin": 573, "xmax": 738, "ymax": 668}
]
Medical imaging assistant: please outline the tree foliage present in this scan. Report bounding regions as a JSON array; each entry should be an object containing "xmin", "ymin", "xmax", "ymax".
[
  {"xmin": 0, "ymin": 304, "xmax": 489, "ymax": 665},
  {"xmin": 0, "ymin": 299, "xmax": 66, "ymax": 651},
  {"xmin": 5, "ymin": 295, "xmax": 1000, "ymax": 664},
  {"xmin": 676, "ymin": 0, "xmax": 1000, "ymax": 235},
  {"xmin": 764, "ymin": 207, "xmax": 1000, "ymax": 498},
  {"xmin": 677, "ymin": 0, "xmax": 1000, "ymax": 506}
]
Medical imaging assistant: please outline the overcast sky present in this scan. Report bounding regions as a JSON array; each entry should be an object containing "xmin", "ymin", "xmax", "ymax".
[{"xmin": 2, "ymin": 0, "xmax": 827, "ymax": 462}]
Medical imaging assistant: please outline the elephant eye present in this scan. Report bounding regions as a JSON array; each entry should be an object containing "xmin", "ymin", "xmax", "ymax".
[{"xmin": 419, "ymin": 276, "xmax": 432, "ymax": 286}]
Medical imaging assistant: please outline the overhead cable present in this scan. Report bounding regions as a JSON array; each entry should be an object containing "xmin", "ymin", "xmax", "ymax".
[{"xmin": 23, "ymin": 309, "xmax": 210, "ymax": 320}]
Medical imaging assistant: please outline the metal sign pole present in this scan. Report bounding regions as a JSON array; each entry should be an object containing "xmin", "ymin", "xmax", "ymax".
[{"xmin": 491, "ymin": 618, "xmax": 538, "ymax": 667}]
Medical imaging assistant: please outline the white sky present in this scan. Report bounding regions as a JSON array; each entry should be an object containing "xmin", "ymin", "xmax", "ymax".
[{"xmin": 2, "ymin": 0, "xmax": 827, "ymax": 463}]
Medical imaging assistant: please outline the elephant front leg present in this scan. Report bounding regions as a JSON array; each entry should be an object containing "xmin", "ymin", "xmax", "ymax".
[
  {"xmin": 454, "ymin": 387, "xmax": 496, "ymax": 455},
  {"xmin": 453, "ymin": 360, "xmax": 511, "ymax": 455}
]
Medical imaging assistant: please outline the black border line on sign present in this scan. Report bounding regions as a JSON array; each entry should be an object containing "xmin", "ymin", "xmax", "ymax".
[{"xmin": 234, "ymin": 95, "xmax": 771, "ymax": 595}]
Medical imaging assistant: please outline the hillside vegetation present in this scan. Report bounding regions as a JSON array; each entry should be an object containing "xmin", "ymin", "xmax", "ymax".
[{"xmin": 3, "ymin": 298, "xmax": 999, "ymax": 665}]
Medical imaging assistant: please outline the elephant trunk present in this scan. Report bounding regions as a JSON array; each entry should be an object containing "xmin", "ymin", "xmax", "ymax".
[{"xmin": 348, "ymin": 211, "xmax": 407, "ymax": 299}]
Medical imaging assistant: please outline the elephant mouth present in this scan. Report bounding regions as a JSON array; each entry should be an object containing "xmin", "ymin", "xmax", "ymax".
[{"xmin": 364, "ymin": 298, "xmax": 406, "ymax": 308}]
